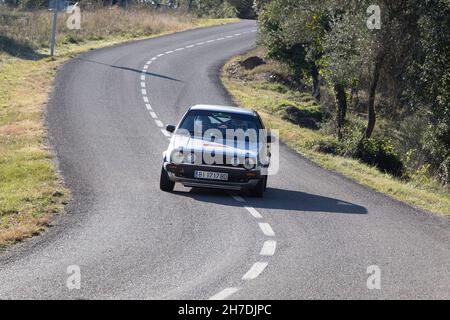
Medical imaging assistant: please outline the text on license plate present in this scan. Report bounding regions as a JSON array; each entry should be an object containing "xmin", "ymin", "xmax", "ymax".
[{"xmin": 194, "ymin": 171, "xmax": 229, "ymax": 181}]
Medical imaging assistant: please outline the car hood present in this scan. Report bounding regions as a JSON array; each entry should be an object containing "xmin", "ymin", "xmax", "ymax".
[{"xmin": 169, "ymin": 135, "xmax": 261, "ymax": 158}]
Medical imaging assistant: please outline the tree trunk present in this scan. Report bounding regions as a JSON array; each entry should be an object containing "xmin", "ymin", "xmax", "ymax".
[
  {"xmin": 334, "ymin": 83, "xmax": 347, "ymax": 141},
  {"xmin": 350, "ymin": 86, "xmax": 359, "ymax": 110},
  {"xmin": 365, "ymin": 54, "xmax": 383, "ymax": 139},
  {"xmin": 311, "ymin": 63, "xmax": 321, "ymax": 102}
]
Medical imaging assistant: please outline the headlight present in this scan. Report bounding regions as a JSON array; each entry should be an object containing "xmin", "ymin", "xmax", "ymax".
[
  {"xmin": 244, "ymin": 157, "xmax": 257, "ymax": 170},
  {"xmin": 171, "ymin": 150, "xmax": 184, "ymax": 164},
  {"xmin": 184, "ymin": 152, "xmax": 197, "ymax": 164}
]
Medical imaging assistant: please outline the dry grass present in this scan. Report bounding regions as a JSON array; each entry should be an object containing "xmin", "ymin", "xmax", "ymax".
[
  {"xmin": 222, "ymin": 50, "xmax": 450, "ymax": 216},
  {"xmin": 0, "ymin": 56, "xmax": 68, "ymax": 248},
  {"xmin": 1, "ymin": 7, "xmax": 189, "ymax": 53},
  {"xmin": 0, "ymin": 8, "xmax": 238, "ymax": 248},
  {"xmin": 0, "ymin": 7, "xmax": 238, "ymax": 58}
]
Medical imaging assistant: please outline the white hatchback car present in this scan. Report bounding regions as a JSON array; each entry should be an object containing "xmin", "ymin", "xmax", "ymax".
[{"xmin": 160, "ymin": 105, "xmax": 272, "ymax": 197}]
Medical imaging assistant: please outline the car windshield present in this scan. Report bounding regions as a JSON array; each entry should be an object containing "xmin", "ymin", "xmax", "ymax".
[{"xmin": 177, "ymin": 110, "xmax": 262, "ymax": 141}]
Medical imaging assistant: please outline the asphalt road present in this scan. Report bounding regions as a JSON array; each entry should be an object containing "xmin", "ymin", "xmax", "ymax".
[{"xmin": 1, "ymin": 20, "xmax": 450, "ymax": 299}]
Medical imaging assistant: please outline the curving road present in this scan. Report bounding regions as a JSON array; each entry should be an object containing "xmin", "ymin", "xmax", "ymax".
[{"xmin": 1, "ymin": 20, "xmax": 450, "ymax": 299}]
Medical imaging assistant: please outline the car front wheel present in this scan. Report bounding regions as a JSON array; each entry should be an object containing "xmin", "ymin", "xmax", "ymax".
[{"xmin": 160, "ymin": 166, "xmax": 175, "ymax": 192}]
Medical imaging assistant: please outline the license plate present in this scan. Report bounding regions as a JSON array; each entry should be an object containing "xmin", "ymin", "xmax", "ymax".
[{"xmin": 194, "ymin": 171, "xmax": 229, "ymax": 181}]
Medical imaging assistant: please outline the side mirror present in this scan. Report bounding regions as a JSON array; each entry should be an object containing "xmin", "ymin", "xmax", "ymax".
[
  {"xmin": 166, "ymin": 125, "xmax": 176, "ymax": 133},
  {"xmin": 266, "ymin": 134, "xmax": 274, "ymax": 144}
]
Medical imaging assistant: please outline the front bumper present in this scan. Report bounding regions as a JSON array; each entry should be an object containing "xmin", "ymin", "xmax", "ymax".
[{"xmin": 163, "ymin": 162, "xmax": 262, "ymax": 191}]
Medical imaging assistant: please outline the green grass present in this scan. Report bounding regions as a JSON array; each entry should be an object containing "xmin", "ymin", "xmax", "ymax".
[
  {"xmin": 222, "ymin": 51, "xmax": 450, "ymax": 216},
  {"xmin": 0, "ymin": 14, "xmax": 239, "ymax": 248}
]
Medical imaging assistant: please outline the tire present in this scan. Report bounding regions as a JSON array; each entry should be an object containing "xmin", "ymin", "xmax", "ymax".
[
  {"xmin": 160, "ymin": 166, "xmax": 175, "ymax": 192},
  {"xmin": 250, "ymin": 176, "xmax": 267, "ymax": 198}
]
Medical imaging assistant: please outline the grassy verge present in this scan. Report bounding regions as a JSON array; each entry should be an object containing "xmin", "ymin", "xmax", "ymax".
[
  {"xmin": 222, "ymin": 49, "xmax": 450, "ymax": 216},
  {"xmin": 0, "ymin": 9, "xmax": 238, "ymax": 249}
]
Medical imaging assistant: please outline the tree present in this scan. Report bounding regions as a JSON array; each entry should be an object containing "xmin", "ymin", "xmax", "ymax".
[
  {"xmin": 258, "ymin": 0, "xmax": 330, "ymax": 101},
  {"xmin": 321, "ymin": 3, "xmax": 371, "ymax": 140},
  {"xmin": 405, "ymin": 0, "xmax": 450, "ymax": 184}
]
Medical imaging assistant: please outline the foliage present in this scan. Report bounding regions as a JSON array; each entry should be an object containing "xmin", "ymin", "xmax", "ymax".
[
  {"xmin": 355, "ymin": 138, "xmax": 404, "ymax": 177},
  {"xmin": 257, "ymin": 0, "xmax": 450, "ymax": 186}
]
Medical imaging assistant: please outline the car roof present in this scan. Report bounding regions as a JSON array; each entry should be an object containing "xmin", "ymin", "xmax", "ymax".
[{"xmin": 189, "ymin": 104, "xmax": 257, "ymax": 116}]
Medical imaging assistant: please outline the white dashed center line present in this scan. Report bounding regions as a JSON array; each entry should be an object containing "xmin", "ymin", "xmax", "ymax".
[
  {"xmin": 231, "ymin": 194, "xmax": 245, "ymax": 203},
  {"xmin": 245, "ymin": 205, "xmax": 263, "ymax": 219},
  {"xmin": 242, "ymin": 262, "xmax": 269, "ymax": 280},
  {"xmin": 259, "ymin": 223, "xmax": 275, "ymax": 237},
  {"xmin": 260, "ymin": 240, "xmax": 277, "ymax": 256},
  {"xmin": 138, "ymin": 28, "xmax": 269, "ymax": 300},
  {"xmin": 161, "ymin": 129, "xmax": 171, "ymax": 137}
]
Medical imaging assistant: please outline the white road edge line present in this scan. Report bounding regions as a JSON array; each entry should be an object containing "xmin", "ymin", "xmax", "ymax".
[
  {"xmin": 145, "ymin": 104, "xmax": 152, "ymax": 110},
  {"xmin": 242, "ymin": 262, "xmax": 268, "ymax": 280},
  {"xmin": 155, "ymin": 120, "xmax": 164, "ymax": 128},
  {"xmin": 143, "ymin": 97, "xmax": 149, "ymax": 103},
  {"xmin": 209, "ymin": 287, "xmax": 241, "ymax": 300},
  {"xmin": 260, "ymin": 240, "xmax": 277, "ymax": 256},
  {"xmin": 259, "ymin": 223, "xmax": 275, "ymax": 237},
  {"xmin": 149, "ymin": 112, "xmax": 157, "ymax": 119}
]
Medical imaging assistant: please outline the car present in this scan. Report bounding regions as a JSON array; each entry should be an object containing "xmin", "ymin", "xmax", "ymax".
[{"xmin": 160, "ymin": 105, "xmax": 272, "ymax": 197}]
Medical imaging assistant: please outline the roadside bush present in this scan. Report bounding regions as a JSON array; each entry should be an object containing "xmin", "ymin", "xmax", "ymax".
[
  {"xmin": 277, "ymin": 102, "xmax": 323, "ymax": 130},
  {"xmin": 311, "ymin": 132, "xmax": 404, "ymax": 177},
  {"xmin": 194, "ymin": 0, "xmax": 237, "ymax": 18},
  {"xmin": 356, "ymin": 138, "xmax": 404, "ymax": 177},
  {"xmin": 309, "ymin": 137, "xmax": 340, "ymax": 154},
  {"xmin": 438, "ymin": 156, "xmax": 450, "ymax": 186}
]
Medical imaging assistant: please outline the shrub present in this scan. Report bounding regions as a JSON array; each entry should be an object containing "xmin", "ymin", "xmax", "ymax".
[
  {"xmin": 356, "ymin": 138, "xmax": 405, "ymax": 177},
  {"xmin": 311, "ymin": 134, "xmax": 405, "ymax": 178},
  {"xmin": 438, "ymin": 156, "xmax": 450, "ymax": 186},
  {"xmin": 310, "ymin": 137, "xmax": 340, "ymax": 154},
  {"xmin": 194, "ymin": 0, "xmax": 237, "ymax": 18},
  {"xmin": 277, "ymin": 102, "xmax": 323, "ymax": 130}
]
